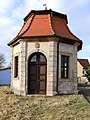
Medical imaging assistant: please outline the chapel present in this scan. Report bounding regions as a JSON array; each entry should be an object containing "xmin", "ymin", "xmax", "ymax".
[{"xmin": 8, "ymin": 9, "xmax": 82, "ymax": 96}]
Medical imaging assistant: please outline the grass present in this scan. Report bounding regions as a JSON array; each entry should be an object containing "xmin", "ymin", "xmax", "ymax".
[{"xmin": 0, "ymin": 86, "xmax": 90, "ymax": 120}]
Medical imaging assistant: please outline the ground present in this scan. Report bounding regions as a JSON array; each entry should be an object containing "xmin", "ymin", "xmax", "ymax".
[{"xmin": 0, "ymin": 86, "xmax": 90, "ymax": 120}]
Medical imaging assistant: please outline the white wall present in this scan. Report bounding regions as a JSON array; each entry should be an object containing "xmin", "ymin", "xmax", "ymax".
[{"xmin": 77, "ymin": 61, "xmax": 83, "ymax": 78}]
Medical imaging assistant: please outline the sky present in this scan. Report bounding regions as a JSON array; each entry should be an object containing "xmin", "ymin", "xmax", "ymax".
[{"xmin": 0, "ymin": 0, "xmax": 90, "ymax": 65}]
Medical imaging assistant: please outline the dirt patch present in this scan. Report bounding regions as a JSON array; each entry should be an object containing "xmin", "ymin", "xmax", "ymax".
[{"xmin": 0, "ymin": 86, "xmax": 90, "ymax": 120}]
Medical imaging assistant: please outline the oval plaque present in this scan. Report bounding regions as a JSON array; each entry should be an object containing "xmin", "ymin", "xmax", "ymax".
[{"xmin": 35, "ymin": 43, "xmax": 40, "ymax": 48}]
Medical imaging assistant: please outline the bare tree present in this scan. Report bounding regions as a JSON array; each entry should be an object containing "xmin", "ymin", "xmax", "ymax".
[{"xmin": 0, "ymin": 54, "xmax": 5, "ymax": 68}]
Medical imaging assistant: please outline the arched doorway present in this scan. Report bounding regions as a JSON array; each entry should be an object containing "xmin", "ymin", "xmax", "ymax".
[{"xmin": 28, "ymin": 52, "xmax": 47, "ymax": 94}]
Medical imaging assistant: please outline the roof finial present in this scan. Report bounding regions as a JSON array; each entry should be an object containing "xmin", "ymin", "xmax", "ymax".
[{"xmin": 43, "ymin": 4, "xmax": 47, "ymax": 10}]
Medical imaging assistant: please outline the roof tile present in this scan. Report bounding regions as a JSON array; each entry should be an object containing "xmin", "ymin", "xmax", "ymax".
[{"xmin": 8, "ymin": 10, "xmax": 82, "ymax": 47}]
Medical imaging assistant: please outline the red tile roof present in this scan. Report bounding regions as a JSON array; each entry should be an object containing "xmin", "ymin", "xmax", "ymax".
[
  {"xmin": 78, "ymin": 59, "xmax": 89, "ymax": 69},
  {"xmin": 18, "ymin": 10, "xmax": 80, "ymax": 40},
  {"xmin": 8, "ymin": 9, "xmax": 82, "ymax": 49},
  {"xmin": 19, "ymin": 14, "xmax": 53, "ymax": 37},
  {"xmin": 51, "ymin": 16, "xmax": 80, "ymax": 40}
]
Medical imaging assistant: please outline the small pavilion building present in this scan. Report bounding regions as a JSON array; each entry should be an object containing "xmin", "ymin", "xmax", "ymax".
[{"xmin": 8, "ymin": 9, "xmax": 82, "ymax": 96}]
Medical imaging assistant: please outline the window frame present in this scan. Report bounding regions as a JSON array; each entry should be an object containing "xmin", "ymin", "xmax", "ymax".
[
  {"xmin": 14, "ymin": 56, "xmax": 18, "ymax": 78},
  {"xmin": 61, "ymin": 55, "xmax": 69, "ymax": 79},
  {"xmin": 83, "ymin": 68, "xmax": 86, "ymax": 75}
]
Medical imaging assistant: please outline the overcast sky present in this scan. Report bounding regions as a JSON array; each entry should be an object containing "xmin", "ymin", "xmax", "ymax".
[{"xmin": 0, "ymin": 0, "xmax": 90, "ymax": 65}]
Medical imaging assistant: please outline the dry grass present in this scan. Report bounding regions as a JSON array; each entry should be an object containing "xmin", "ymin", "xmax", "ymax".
[{"xmin": 0, "ymin": 86, "xmax": 90, "ymax": 120}]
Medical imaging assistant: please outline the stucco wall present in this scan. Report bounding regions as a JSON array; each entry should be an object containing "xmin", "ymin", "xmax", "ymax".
[
  {"xmin": 77, "ymin": 61, "xmax": 83, "ymax": 77},
  {"xmin": 11, "ymin": 39, "xmax": 58, "ymax": 96},
  {"xmin": 27, "ymin": 40, "xmax": 57, "ymax": 96},
  {"xmin": 12, "ymin": 43, "xmax": 21, "ymax": 94},
  {"xmin": 58, "ymin": 43, "xmax": 78, "ymax": 94},
  {"xmin": 77, "ymin": 61, "xmax": 86, "ymax": 83},
  {"xmin": 11, "ymin": 38, "xmax": 78, "ymax": 96}
]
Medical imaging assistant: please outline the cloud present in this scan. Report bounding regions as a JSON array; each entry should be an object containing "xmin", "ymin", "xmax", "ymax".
[
  {"xmin": 0, "ymin": 0, "xmax": 90, "ymax": 65},
  {"xmin": 0, "ymin": 0, "xmax": 13, "ymax": 14},
  {"xmin": 0, "ymin": 16, "xmax": 14, "ymax": 28},
  {"xmin": 0, "ymin": 15, "xmax": 21, "ymax": 42},
  {"xmin": 0, "ymin": 0, "xmax": 21, "ymax": 15}
]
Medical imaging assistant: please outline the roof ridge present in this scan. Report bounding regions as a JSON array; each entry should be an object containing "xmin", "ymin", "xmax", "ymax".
[
  {"xmin": 18, "ymin": 14, "xmax": 35, "ymax": 37},
  {"xmin": 16, "ymin": 23, "xmax": 25, "ymax": 37},
  {"xmin": 48, "ymin": 14, "xmax": 55, "ymax": 35}
]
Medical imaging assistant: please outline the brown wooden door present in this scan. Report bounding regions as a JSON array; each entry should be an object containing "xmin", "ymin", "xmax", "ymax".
[{"xmin": 28, "ymin": 52, "xmax": 47, "ymax": 94}]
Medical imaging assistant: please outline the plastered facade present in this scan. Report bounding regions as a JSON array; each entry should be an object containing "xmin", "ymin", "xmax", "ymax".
[
  {"xmin": 77, "ymin": 61, "xmax": 83, "ymax": 78},
  {"xmin": 11, "ymin": 38, "xmax": 78, "ymax": 96},
  {"xmin": 77, "ymin": 61, "xmax": 84, "ymax": 83},
  {"xmin": 58, "ymin": 43, "xmax": 78, "ymax": 94}
]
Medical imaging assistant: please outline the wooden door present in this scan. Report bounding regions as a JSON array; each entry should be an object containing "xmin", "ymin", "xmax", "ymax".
[{"xmin": 28, "ymin": 52, "xmax": 47, "ymax": 94}]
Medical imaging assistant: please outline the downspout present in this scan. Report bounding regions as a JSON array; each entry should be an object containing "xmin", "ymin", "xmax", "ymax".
[{"xmin": 56, "ymin": 37, "xmax": 62, "ymax": 94}]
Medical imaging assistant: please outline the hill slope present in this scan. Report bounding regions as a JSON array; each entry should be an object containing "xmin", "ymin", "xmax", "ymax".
[{"xmin": 0, "ymin": 86, "xmax": 90, "ymax": 120}]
